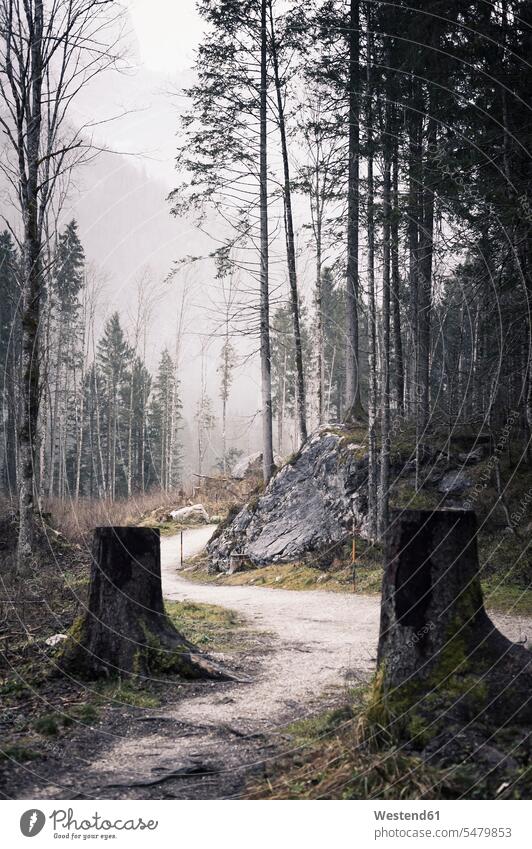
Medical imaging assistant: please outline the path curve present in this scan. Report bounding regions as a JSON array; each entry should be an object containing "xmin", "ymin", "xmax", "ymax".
[
  {"xmin": 161, "ymin": 525, "xmax": 380, "ymax": 728},
  {"xmin": 161, "ymin": 526, "xmax": 532, "ymax": 729}
]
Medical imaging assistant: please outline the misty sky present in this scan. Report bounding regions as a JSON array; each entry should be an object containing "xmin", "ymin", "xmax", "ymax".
[{"xmin": 63, "ymin": 1, "xmax": 267, "ymax": 465}]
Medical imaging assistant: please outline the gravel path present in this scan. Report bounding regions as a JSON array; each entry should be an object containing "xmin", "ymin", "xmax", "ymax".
[
  {"xmin": 161, "ymin": 527, "xmax": 532, "ymax": 726},
  {"xmin": 161, "ymin": 526, "xmax": 381, "ymax": 727},
  {"xmin": 11, "ymin": 526, "xmax": 531, "ymax": 800}
]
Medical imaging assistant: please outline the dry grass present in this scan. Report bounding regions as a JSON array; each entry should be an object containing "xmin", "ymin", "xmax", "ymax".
[
  {"xmin": 43, "ymin": 490, "xmax": 186, "ymax": 545},
  {"xmin": 44, "ymin": 476, "xmax": 258, "ymax": 546}
]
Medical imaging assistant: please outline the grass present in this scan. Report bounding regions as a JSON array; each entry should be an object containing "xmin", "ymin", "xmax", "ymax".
[
  {"xmin": 94, "ymin": 681, "xmax": 161, "ymax": 709},
  {"xmin": 246, "ymin": 696, "xmax": 446, "ymax": 800},
  {"xmin": 0, "ymin": 597, "xmax": 249, "ymax": 766},
  {"xmin": 247, "ymin": 677, "xmax": 532, "ymax": 800},
  {"xmin": 481, "ymin": 580, "xmax": 532, "ymax": 616},
  {"xmin": 138, "ymin": 517, "xmax": 212, "ymax": 536},
  {"xmin": 165, "ymin": 599, "xmax": 246, "ymax": 651},
  {"xmin": 0, "ymin": 743, "xmax": 40, "ymax": 763},
  {"xmin": 186, "ymin": 536, "xmax": 385, "ymax": 595}
]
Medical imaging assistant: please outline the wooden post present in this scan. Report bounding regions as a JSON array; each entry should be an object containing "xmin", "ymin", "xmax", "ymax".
[{"xmin": 60, "ymin": 527, "xmax": 230, "ymax": 681}]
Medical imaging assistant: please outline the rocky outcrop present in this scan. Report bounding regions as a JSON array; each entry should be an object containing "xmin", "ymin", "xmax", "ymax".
[{"xmin": 207, "ymin": 425, "xmax": 479, "ymax": 573}]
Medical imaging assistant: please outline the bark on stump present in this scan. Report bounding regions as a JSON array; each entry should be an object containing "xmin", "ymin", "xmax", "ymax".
[
  {"xmin": 61, "ymin": 527, "xmax": 230, "ymax": 680},
  {"xmin": 377, "ymin": 509, "xmax": 531, "ymax": 727}
]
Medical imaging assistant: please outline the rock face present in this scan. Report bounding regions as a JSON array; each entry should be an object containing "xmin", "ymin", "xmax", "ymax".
[
  {"xmin": 208, "ymin": 426, "xmax": 478, "ymax": 573},
  {"xmin": 209, "ymin": 428, "xmax": 372, "ymax": 572}
]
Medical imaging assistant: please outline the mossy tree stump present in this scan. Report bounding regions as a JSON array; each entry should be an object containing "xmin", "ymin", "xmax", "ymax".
[
  {"xmin": 61, "ymin": 527, "xmax": 230, "ymax": 680},
  {"xmin": 377, "ymin": 509, "xmax": 531, "ymax": 726}
]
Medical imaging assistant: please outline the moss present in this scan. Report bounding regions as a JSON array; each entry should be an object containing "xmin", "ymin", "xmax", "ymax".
[
  {"xmin": 482, "ymin": 580, "xmax": 532, "ymax": 616},
  {"xmin": 186, "ymin": 559, "xmax": 383, "ymax": 595},
  {"xmin": 390, "ymin": 482, "xmax": 441, "ymax": 510},
  {"xmin": 165, "ymin": 600, "xmax": 242, "ymax": 650},
  {"xmin": 138, "ymin": 620, "xmax": 191, "ymax": 675},
  {"xmin": 208, "ymin": 502, "xmax": 241, "ymax": 544},
  {"xmin": 95, "ymin": 680, "xmax": 160, "ymax": 708},
  {"xmin": 0, "ymin": 743, "xmax": 39, "ymax": 762},
  {"xmin": 68, "ymin": 703, "xmax": 100, "ymax": 723},
  {"xmin": 32, "ymin": 714, "xmax": 59, "ymax": 736},
  {"xmin": 283, "ymin": 451, "xmax": 301, "ymax": 467}
]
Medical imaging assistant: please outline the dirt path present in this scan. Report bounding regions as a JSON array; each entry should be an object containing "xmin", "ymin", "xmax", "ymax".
[{"xmin": 10, "ymin": 526, "xmax": 532, "ymax": 800}]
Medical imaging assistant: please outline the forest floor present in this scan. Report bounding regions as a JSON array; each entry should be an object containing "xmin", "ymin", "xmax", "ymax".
[{"xmin": 1, "ymin": 526, "xmax": 530, "ymax": 800}]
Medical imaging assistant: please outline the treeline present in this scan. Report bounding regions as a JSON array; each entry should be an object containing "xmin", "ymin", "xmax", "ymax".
[
  {"xmin": 0, "ymin": 223, "xmax": 183, "ymax": 500},
  {"xmin": 175, "ymin": 0, "xmax": 532, "ymax": 532}
]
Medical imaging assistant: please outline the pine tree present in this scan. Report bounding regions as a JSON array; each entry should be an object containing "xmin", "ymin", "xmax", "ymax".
[
  {"xmin": 96, "ymin": 313, "xmax": 132, "ymax": 500},
  {"xmin": 47, "ymin": 220, "xmax": 85, "ymax": 497},
  {"xmin": 148, "ymin": 350, "xmax": 182, "ymax": 491}
]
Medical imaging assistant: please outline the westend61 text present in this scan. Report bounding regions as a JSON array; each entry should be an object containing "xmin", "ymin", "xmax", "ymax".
[{"xmin": 373, "ymin": 810, "xmax": 440, "ymax": 821}]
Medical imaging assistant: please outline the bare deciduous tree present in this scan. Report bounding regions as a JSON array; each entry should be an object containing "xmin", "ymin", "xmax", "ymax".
[{"xmin": 0, "ymin": 0, "xmax": 123, "ymax": 569}]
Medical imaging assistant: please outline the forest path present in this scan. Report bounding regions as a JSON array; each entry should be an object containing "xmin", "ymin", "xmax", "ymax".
[{"xmin": 14, "ymin": 526, "xmax": 532, "ymax": 800}]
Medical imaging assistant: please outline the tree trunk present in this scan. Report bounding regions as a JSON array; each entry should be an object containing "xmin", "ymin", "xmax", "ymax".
[
  {"xmin": 417, "ymin": 115, "xmax": 437, "ymax": 433},
  {"xmin": 315, "ymin": 232, "xmax": 325, "ymax": 424},
  {"xmin": 60, "ymin": 527, "xmax": 231, "ymax": 680},
  {"xmin": 366, "ymin": 4, "xmax": 378, "ymax": 540},
  {"xmin": 407, "ymin": 85, "xmax": 421, "ymax": 420},
  {"xmin": 391, "ymin": 141, "xmax": 404, "ymax": 415},
  {"xmin": 17, "ymin": 2, "xmax": 44, "ymax": 571},
  {"xmin": 268, "ymin": 0, "xmax": 307, "ymax": 445},
  {"xmin": 378, "ymin": 106, "xmax": 392, "ymax": 538},
  {"xmin": 377, "ymin": 509, "xmax": 532, "ymax": 726},
  {"xmin": 259, "ymin": 0, "xmax": 274, "ymax": 483},
  {"xmin": 344, "ymin": 0, "xmax": 364, "ymax": 422}
]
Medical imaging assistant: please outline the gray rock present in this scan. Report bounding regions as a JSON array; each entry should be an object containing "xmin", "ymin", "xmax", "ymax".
[
  {"xmin": 231, "ymin": 451, "xmax": 282, "ymax": 479},
  {"xmin": 208, "ymin": 427, "xmax": 420, "ymax": 572},
  {"xmin": 231, "ymin": 451, "xmax": 263, "ymax": 479},
  {"xmin": 438, "ymin": 470, "xmax": 472, "ymax": 495},
  {"xmin": 169, "ymin": 504, "xmax": 209, "ymax": 523},
  {"xmin": 209, "ymin": 428, "xmax": 480, "ymax": 572},
  {"xmin": 458, "ymin": 447, "xmax": 484, "ymax": 465},
  {"xmin": 45, "ymin": 633, "xmax": 68, "ymax": 647}
]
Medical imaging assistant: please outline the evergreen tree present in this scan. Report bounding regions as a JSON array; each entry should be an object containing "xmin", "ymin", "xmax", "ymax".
[
  {"xmin": 47, "ymin": 220, "xmax": 85, "ymax": 497},
  {"xmin": 96, "ymin": 313, "xmax": 133, "ymax": 499},
  {"xmin": 148, "ymin": 349, "xmax": 182, "ymax": 491}
]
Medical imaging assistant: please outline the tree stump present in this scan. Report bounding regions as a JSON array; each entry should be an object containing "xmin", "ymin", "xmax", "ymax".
[
  {"xmin": 377, "ymin": 509, "xmax": 531, "ymax": 727},
  {"xmin": 61, "ymin": 527, "xmax": 230, "ymax": 680}
]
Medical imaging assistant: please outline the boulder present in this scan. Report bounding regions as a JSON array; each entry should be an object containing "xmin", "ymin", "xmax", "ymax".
[
  {"xmin": 231, "ymin": 452, "xmax": 263, "ymax": 480},
  {"xmin": 209, "ymin": 428, "xmax": 372, "ymax": 571},
  {"xmin": 458, "ymin": 447, "xmax": 484, "ymax": 465},
  {"xmin": 169, "ymin": 504, "xmax": 210, "ymax": 524},
  {"xmin": 45, "ymin": 633, "xmax": 68, "ymax": 648},
  {"xmin": 438, "ymin": 470, "xmax": 472, "ymax": 495},
  {"xmin": 208, "ymin": 428, "xmax": 482, "ymax": 572},
  {"xmin": 231, "ymin": 451, "xmax": 282, "ymax": 480}
]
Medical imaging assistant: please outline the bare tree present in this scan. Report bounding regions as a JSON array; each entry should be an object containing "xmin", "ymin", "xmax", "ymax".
[
  {"xmin": 0, "ymin": 0, "xmax": 123, "ymax": 569},
  {"xmin": 268, "ymin": 0, "xmax": 307, "ymax": 445}
]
